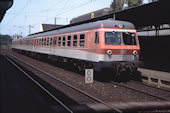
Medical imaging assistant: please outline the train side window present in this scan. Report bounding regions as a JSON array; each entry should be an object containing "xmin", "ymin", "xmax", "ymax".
[
  {"xmin": 67, "ymin": 35, "xmax": 71, "ymax": 47},
  {"xmin": 44, "ymin": 38, "xmax": 46, "ymax": 46},
  {"xmin": 47, "ymin": 37, "xmax": 49, "ymax": 46},
  {"xmin": 95, "ymin": 32, "xmax": 99, "ymax": 44},
  {"xmin": 40, "ymin": 39, "xmax": 42, "ymax": 46},
  {"xmin": 31, "ymin": 40, "xmax": 33, "ymax": 45},
  {"xmin": 27, "ymin": 40, "xmax": 30, "ymax": 45},
  {"xmin": 36, "ymin": 39, "xmax": 38, "ymax": 46},
  {"xmin": 73, "ymin": 35, "xmax": 77, "ymax": 47},
  {"xmin": 79, "ymin": 34, "xmax": 85, "ymax": 47},
  {"xmin": 58, "ymin": 37, "xmax": 61, "ymax": 46},
  {"xmin": 39, "ymin": 39, "xmax": 41, "ymax": 45},
  {"xmin": 42, "ymin": 38, "xmax": 44, "ymax": 46},
  {"xmin": 62, "ymin": 36, "xmax": 66, "ymax": 47},
  {"xmin": 50, "ymin": 37, "xmax": 53, "ymax": 46},
  {"xmin": 53, "ymin": 37, "xmax": 57, "ymax": 46}
]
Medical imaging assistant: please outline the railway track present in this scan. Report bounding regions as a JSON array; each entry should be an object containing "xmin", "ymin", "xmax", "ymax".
[
  {"xmin": 111, "ymin": 80, "xmax": 170, "ymax": 101},
  {"xmin": 5, "ymin": 54, "xmax": 122, "ymax": 113}
]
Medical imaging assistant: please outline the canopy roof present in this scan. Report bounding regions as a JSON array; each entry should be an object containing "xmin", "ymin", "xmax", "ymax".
[{"xmin": 69, "ymin": 0, "xmax": 170, "ymax": 29}]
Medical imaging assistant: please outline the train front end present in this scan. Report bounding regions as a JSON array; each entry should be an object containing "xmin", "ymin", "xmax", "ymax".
[{"xmin": 93, "ymin": 21, "xmax": 142, "ymax": 80}]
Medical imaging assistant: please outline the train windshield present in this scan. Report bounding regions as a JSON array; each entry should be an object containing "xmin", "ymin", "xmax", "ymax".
[
  {"xmin": 105, "ymin": 32, "xmax": 137, "ymax": 45},
  {"xmin": 122, "ymin": 32, "xmax": 137, "ymax": 45},
  {"xmin": 105, "ymin": 32, "xmax": 121, "ymax": 45}
]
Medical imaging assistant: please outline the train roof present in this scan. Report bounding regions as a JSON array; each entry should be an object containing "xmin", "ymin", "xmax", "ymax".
[{"xmin": 15, "ymin": 19, "xmax": 135, "ymax": 40}]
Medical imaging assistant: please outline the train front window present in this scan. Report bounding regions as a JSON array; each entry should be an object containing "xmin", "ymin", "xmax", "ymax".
[
  {"xmin": 122, "ymin": 32, "xmax": 137, "ymax": 45},
  {"xmin": 105, "ymin": 32, "xmax": 121, "ymax": 45}
]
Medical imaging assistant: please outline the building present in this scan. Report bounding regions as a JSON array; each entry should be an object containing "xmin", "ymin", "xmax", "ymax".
[{"xmin": 39, "ymin": 23, "xmax": 64, "ymax": 32}]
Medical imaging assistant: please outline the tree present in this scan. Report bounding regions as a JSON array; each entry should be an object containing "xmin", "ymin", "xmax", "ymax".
[
  {"xmin": 0, "ymin": 35, "xmax": 12, "ymax": 45},
  {"xmin": 148, "ymin": 0, "xmax": 158, "ymax": 3},
  {"xmin": 110, "ymin": 0, "xmax": 144, "ymax": 12},
  {"xmin": 110, "ymin": 0, "xmax": 126, "ymax": 12},
  {"xmin": 126, "ymin": 0, "xmax": 144, "ymax": 7}
]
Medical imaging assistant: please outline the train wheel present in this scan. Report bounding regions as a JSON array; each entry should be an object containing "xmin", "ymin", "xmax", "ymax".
[
  {"xmin": 114, "ymin": 70, "xmax": 121, "ymax": 82},
  {"xmin": 77, "ymin": 65, "xmax": 82, "ymax": 72},
  {"xmin": 77, "ymin": 62, "xmax": 83, "ymax": 73},
  {"xmin": 114, "ymin": 63, "xmax": 126, "ymax": 82},
  {"xmin": 36, "ymin": 53, "xmax": 41, "ymax": 59}
]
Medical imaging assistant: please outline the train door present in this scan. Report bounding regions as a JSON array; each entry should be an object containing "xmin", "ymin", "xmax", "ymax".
[
  {"xmin": 93, "ymin": 31, "xmax": 100, "ymax": 53},
  {"xmin": 33, "ymin": 38, "xmax": 36, "ymax": 51},
  {"xmin": 85, "ymin": 31, "xmax": 94, "ymax": 61},
  {"xmin": 53, "ymin": 36, "xmax": 57, "ymax": 55}
]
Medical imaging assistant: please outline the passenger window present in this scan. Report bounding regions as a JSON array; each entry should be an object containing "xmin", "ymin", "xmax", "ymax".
[
  {"xmin": 67, "ymin": 35, "xmax": 71, "ymax": 47},
  {"xmin": 31, "ymin": 40, "xmax": 33, "ymax": 45},
  {"xmin": 62, "ymin": 36, "xmax": 66, "ymax": 47},
  {"xmin": 44, "ymin": 38, "xmax": 46, "ymax": 46},
  {"xmin": 39, "ymin": 39, "xmax": 41, "ymax": 45},
  {"xmin": 50, "ymin": 37, "xmax": 53, "ymax": 46},
  {"xmin": 53, "ymin": 37, "xmax": 57, "ymax": 46},
  {"xmin": 95, "ymin": 32, "xmax": 99, "ymax": 44},
  {"xmin": 41, "ymin": 38, "xmax": 44, "ymax": 46},
  {"xmin": 47, "ymin": 37, "xmax": 49, "ymax": 46},
  {"xmin": 73, "ymin": 35, "xmax": 77, "ymax": 47},
  {"xmin": 40, "ymin": 39, "xmax": 42, "ymax": 46},
  {"xmin": 36, "ymin": 39, "xmax": 38, "ymax": 45},
  {"xmin": 58, "ymin": 37, "xmax": 61, "ymax": 46},
  {"xmin": 79, "ymin": 34, "xmax": 85, "ymax": 47}
]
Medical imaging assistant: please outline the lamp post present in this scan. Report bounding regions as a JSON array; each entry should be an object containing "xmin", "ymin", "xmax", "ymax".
[{"xmin": 29, "ymin": 25, "xmax": 33, "ymax": 35}]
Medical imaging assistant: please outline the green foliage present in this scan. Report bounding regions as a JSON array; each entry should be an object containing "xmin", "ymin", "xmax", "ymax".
[
  {"xmin": 148, "ymin": 0, "xmax": 158, "ymax": 2},
  {"xmin": 0, "ymin": 35, "xmax": 12, "ymax": 45},
  {"xmin": 126, "ymin": 0, "xmax": 143, "ymax": 7},
  {"xmin": 110, "ymin": 0, "xmax": 144, "ymax": 12},
  {"xmin": 110, "ymin": 0, "xmax": 126, "ymax": 12}
]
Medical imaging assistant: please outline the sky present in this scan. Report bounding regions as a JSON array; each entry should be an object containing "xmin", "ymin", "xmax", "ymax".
[{"xmin": 0, "ymin": 0, "xmax": 148, "ymax": 37}]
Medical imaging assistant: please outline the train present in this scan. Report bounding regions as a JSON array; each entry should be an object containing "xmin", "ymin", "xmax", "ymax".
[{"xmin": 12, "ymin": 19, "xmax": 141, "ymax": 81}]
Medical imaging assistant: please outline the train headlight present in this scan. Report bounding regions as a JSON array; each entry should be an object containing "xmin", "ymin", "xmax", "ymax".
[
  {"xmin": 118, "ymin": 24, "xmax": 124, "ymax": 28},
  {"xmin": 107, "ymin": 50, "xmax": 112, "ymax": 56},
  {"xmin": 133, "ymin": 50, "xmax": 137, "ymax": 56}
]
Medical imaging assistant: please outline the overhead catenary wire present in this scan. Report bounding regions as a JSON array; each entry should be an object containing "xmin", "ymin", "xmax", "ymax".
[
  {"xmin": 3, "ymin": 0, "xmax": 99, "ymax": 36},
  {"xmin": 6, "ymin": 0, "xmax": 31, "ymax": 26}
]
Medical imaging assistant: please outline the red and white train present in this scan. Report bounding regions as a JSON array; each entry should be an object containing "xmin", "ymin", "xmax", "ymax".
[{"xmin": 12, "ymin": 19, "xmax": 141, "ymax": 80}]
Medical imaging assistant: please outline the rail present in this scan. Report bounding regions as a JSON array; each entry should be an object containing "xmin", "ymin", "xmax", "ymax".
[
  {"xmin": 111, "ymin": 80, "xmax": 170, "ymax": 101},
  {"xmin": 4, "ymin": 55, "xmax": 74, "ymax": 113},
  {"xmin": 7, "ymin": 54, "xmax": 122, "ymax": 113}
]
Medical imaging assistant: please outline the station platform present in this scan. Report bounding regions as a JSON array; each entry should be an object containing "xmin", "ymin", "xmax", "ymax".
[{"xmin": 138, "ymin": 68, "xmax": 170, "ymax": 88}]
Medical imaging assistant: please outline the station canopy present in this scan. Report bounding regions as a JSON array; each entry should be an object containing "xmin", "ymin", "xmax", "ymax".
[
  {"xmin": 31, "ymin": 0, "xmax": 170, "ymax": 35},
  {"xmin": 0, "ymin": 0, "xmax": 13, "ymax": 22},
  {"xmin": 70, "ymin": 0, "xmax": 170, "ymax": 29},
  {"xmin": 111, "ymin": 0, "xmax": 170, "ymax": 28}
]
